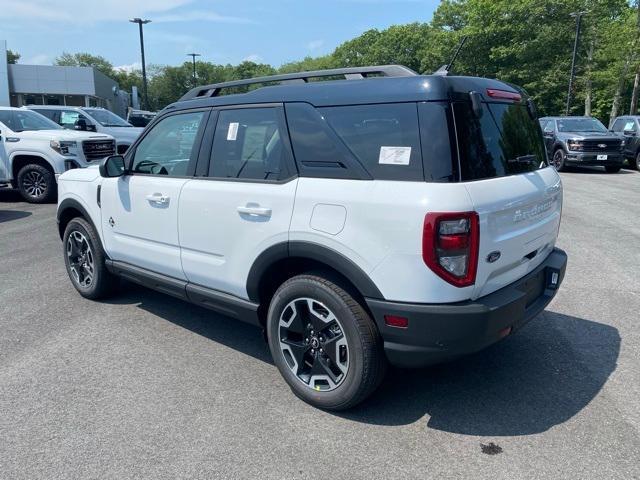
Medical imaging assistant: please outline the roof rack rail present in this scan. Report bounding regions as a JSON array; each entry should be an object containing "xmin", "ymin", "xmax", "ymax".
[{"xmin": 179, "ymin": 65, "xmax": 418, "ymax": 101}]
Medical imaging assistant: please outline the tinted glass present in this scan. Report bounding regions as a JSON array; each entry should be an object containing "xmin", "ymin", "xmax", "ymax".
[
  {"xmin": 0, "ymin": 110, "xmax": 61, "ymax": 131},
  {"xmin": 32, "ymin": 109, "xmax": 59, "ymax": 122},
  {"xmin": 557, "ymin": 118, "xmax": 607, "ymax": 133},
  {"xmin": 454, "ymin": 102, "xmax": 547, "ymax": 181},
  {"xmin": 84, "ymin": 108, "xmax": 132, "ymax": 127},
  {"xmin": 321, "ymin": 103, "xmax": 423, "ymax": 181},
  {"xmin": 209, "ymin": 108, "xmax": 289, "ymax": 181},
  {"xmin": 132, "ymin": 111, "xmax": 205, "ymax": 176},
  {"xmin": 611, "ymin": 118, "xmax": 626, "ymax": 132},
  {"xmin": 418, "ymin": 102, "xmax": 456, "ymax": 182}
]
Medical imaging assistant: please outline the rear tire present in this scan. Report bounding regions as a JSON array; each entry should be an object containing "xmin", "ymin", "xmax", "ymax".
[
  {"xmin": 63, "ymin": 217, "xmax": 118, "ymax": 300},
  {"xmin": 552, "ymin": 149, "xmax": 566, "ymax": 172},
  {"xmin": 605, "ymin": 165, "xmax": 621, "ymax": 173},
  {"xmin": 635, "ymin": 152, "xmax": 640, "ymax": 171},
  {"xmin": 17, "ymin": 163, "xmax": 56, "ymax": 203},
  {"xmin": 267, "ymin": 274, "xmax": 386, "ymax": 410}
]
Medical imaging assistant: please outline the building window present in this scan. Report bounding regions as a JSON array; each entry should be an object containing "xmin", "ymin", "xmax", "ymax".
[
  {"xmin": 64, "ymin": 95, "xmax": 85, "ymax": 107},
  {"xmin": 24, "ymin": 94, "xmax": 44, "ymax": 106},
  {"xmin": 44, "ymin": 94, "xmax": 64, "ymax": 105},
  {"xmin": 9, "ymin": 94, "xmax": 20, "ymax": 107}
]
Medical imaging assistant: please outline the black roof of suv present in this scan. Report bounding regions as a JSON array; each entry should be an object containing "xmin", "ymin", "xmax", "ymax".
[{"xmin": 167, "ymin": 65, "xmax": 528, "ymax": 111}]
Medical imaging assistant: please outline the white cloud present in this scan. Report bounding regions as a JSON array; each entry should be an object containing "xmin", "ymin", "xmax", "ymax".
[
  {"xmin": 0, "ymin": 0, "xmax": 247, "ymax": 24},
  {"xmin": 243, "ymin": 54, "xmax": 263, "ymax": 63},
  {"xmin": 114, "ymin": 62, "xmax": 142, "ymax": 73},
  {"xmin": 23, "ymin": 54, "xmax": 52, "ymax": 65},
  {"xmin": 154, "ymin": 10, "xmax": 254, "ymax": 24},
  {"xmin": 307, "ymin": 40, "xmax": 325, "ymax": 51}
]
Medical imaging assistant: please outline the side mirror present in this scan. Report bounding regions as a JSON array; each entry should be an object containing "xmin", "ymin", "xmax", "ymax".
[
  {"xmin": 99, "ymin": 155, "xmax": 126, "ymax": 178},
  {"xmin": 623, "ymin": 129, "xmax": 637, "ymax": 137},
  {"xmin": 74, "ymin": 118, "xmax": 88, "ymax": 131}
]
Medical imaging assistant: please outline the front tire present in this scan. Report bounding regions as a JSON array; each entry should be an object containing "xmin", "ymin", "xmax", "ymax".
[
  {"xmin": 17, "ymin": 164, "xmax": 56, "ymax": 203},
  {"xmin": 552, "ymin": 149, "xmax": 566, "ymax": 172},
  {"xmin": 635, "ymin": 152, "xmax": 640, "ymax": 171},
  {"xmin": 267, "ymin": 275, "xmax": 386, "ymax": 410},
  {"xmin": 605, "ymin": 165, "xmax": 621, "ymax": 173},
  {"xmin": 63, "ymin": 217, "xmax": 118, "ymax": 300}
]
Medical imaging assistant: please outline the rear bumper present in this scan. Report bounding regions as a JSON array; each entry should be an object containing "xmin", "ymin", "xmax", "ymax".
[
  {"xmin": 565, "ymin": 151, "xmax": 623, "ymax": 166},
  {"xmin": 366, "ymin": 248, "xmax": 567, "ymax": 368}
]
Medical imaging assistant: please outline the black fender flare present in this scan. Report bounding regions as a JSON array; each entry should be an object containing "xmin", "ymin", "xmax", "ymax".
[
  {"xmin": 56, "ymin": 198, "xmax": 96, "ymax": 239},
  {"xmin": 246, "ymin": 241, "xmax": 384, "ymax": 302}
]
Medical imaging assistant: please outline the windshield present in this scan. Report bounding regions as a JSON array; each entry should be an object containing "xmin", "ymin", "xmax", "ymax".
[
  {"xmin": 557, "ymin": 118, "xmax": 607, "ymax": 133},
  {"xmin": 454, "ymin": 101, "xmax": 548, "ymax": 181},
  {"xmin": 0, "ymin": 109, "xmax": 62, "ymax": 132},
  {"xmin": 83, "ymin": 108, "xmax": 132, "ymax": 127}
]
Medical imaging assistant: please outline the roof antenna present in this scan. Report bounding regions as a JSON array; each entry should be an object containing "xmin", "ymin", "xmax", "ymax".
[{"xmin": 434, "ymin": 36, "xmax": 468, "ymax": 76}]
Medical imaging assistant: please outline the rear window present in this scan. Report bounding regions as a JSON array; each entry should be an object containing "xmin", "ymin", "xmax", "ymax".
[{"xmin": 454, "ymin": 102, "xmax": 547, "ymax": 181}]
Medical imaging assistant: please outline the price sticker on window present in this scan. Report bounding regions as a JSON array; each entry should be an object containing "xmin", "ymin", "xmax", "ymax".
[
  {"xmin": 379, "ymin": 146, "xmax": 411, "ymax": 165},
  {"xmin": 227, "ymin": 122, "xmax": 239, "ymax": 141}
]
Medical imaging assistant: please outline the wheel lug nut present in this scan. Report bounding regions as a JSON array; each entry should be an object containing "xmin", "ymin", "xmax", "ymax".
[
  {"xmin": 311, "ymin": 349, "xmax": 315, "ymax": 354},
  {"xmin": 305, "ymin": 338, "xmax": 309, "ymax": 343}
]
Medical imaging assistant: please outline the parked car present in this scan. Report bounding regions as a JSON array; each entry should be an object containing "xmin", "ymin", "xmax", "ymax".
[
  {"xmin": 25, "ymin": 106, "xmax": 143, "ymax": 155},
  {"xmin": 609, "ymin": 115, "xmax": 640, "ymax": 170},
  {"xmin": 126, "ymin": 109, "xmax": 156, "ymax": 128},
  {"xmin": 539, "ymin": 116, "xmax": 624, "ymax": 173},
  {"xmin": 0, "ymin": 107, "xmax": 115, "ymax": 203},
  {"xmin": 57, "ymin": 66, "xmax": 567, "ymax": 410}
]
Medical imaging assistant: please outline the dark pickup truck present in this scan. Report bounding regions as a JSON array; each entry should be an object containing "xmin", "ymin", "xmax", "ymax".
[{"xmin": 539, "ymin": 116, "xmax": 623, "ymax": 173}]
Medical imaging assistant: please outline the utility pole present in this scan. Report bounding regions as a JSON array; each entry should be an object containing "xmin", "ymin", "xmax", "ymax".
[
  {"xmin": 130, "ymin": 18, "xmax": 151, "ymax": 110},
  {"xmin": 566, "ymin": 11, "xmax": 587, "ymax": 116},
  {"xmin": 187, "ymin": 53, "xmax": 201, "ymax": 87}
]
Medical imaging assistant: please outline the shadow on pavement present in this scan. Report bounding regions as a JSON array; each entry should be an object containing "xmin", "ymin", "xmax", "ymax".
[
  {"xmin": 0, "ymin": 189, "xmax": 24, "ymax": 202},
  {"xmin": 341, "ymin": 311, "xmax": 620, "ymax": 435},
  {"xmin": 0, "ymin": 210, "xmax": 32, "ymax": 223},
  {"xmin": 106, "ymin": 284, "xmax": 619, "ymax": 436},
  {"xmin": 562, "ymin": 166, "xmax": 635, "ymax": 174}
]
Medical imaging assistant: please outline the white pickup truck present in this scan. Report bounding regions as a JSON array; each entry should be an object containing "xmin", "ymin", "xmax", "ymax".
[{"xmin": 0, "ymin": 107, "xmax": 115, "ymax": 203}]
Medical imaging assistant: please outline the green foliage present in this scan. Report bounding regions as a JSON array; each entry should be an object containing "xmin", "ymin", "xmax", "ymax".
[
  {"xmin": 7, "ymin": 49, "xmax": 20, "ymax": 64},
  {"xmin": 54, "ymin": 1, "xmax": 639, "ymax": 118}
]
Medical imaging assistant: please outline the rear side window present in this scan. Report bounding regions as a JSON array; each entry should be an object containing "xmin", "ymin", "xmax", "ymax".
[
  {"xmin": 208, "ymin": 107, "xmax": 291, "ymax": 181},
  {"xmin": 321, "ymin": 103, "xmax": 423, "ymax": 181},
  {"xmin": 453, "ymin": 102, "xmax": 547, "ymax": 181},
  {"xmin": 32, "ymin": 109, "xmax": 59, "ymax": 123}
]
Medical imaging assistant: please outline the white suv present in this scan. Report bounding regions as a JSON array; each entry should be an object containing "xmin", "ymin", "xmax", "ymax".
[
  {"xmin": 56, "ymin": 66, "xmax": 567, "ymax": 410},
  {"xmin": 0, "ymin": 107, "xmax": 115, "ymax": 203}
]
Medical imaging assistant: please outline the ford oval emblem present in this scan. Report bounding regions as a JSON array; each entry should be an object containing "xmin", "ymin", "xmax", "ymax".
[{"xmin": 487, "ymin": 251, "xmax": 501, "ymax": 263}]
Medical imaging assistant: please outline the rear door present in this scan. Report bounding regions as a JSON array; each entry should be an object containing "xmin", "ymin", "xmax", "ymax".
[
  {"xmin": 178, "ymin": 105, "xmax": 298, "ymax": 299},
  {"xmin": 453, "ymin": 100, "xmax": 562, "ymax": 299},
  {"xmin": 100, "ymin": 109, "xmax": 209, "ymax": 279},
  {"xmin": 0, "ymin": 126, "xmax": 8, "ymax": 182}
]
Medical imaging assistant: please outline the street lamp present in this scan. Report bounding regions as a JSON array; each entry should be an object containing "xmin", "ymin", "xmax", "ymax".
[
  {"xmin": 565, "ymin": 11, "xmax": 588, "ymax": 116},
  {"xmin": 130, "ymin": 18, "xmax": 151, "ymax": 110},
  {"xmin": 187, "ymin": 53, "xmax": 201, "ymax": 87}
]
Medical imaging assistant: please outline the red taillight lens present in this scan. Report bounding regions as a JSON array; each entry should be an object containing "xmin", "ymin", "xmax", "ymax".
[
  {"xmin": 486, "ymin": 88, "xmax": 522, "ymax": 102},
  {"xmin": 423, "ymin": 212, "xmax": 479, "ymax": 288}
]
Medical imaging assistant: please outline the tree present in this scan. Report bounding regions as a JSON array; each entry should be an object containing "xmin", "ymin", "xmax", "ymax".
[
  {"xmin": 7, "ymin": 49, "xmax": 20, "ymax": 64},
  {"xmin": 55, "ymin": 52, "xmax": 115, "ymax": 77}
]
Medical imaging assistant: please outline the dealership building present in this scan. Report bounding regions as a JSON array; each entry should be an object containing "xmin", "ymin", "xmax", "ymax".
[{"xmin": 1, "ymin": 40, "xmax": 130, "ymax": 118}]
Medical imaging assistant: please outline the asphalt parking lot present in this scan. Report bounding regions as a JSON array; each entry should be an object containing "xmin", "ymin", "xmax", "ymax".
[{"xmin": 1, "ymin": 168, "xmax": 639, "ymax": 480}]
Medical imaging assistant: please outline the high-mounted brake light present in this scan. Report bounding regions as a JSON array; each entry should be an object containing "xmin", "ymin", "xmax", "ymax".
[
  {"xmin": 423, "ymin": 212, "xmax": 479, "ymax": 288},
  {"xmin": 486, "ymin": 89, "xmax": 522, "ymax": 102}
]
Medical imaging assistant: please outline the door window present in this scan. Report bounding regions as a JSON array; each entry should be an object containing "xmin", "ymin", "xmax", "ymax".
[
  {"xmin": 131, "ymin": 111, "xmax": 206, "ymax": 177},
  {"xmin": 60, "ymin": 110, "xmax": 82, "ymax": 128},
  {"xmin": 208, "ymin": 107, "xmax": 290, "ymax": 181}
]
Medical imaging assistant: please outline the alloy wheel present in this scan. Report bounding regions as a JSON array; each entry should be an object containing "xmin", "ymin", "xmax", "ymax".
[
  {"xmin": 552, "ymin": 150, "xmax": 564, "ymax": 170},
  {"xmin": 66, "ymin": 231, "xmax": 95, "ymax": 288},
  {"xmin": 278, "ymin": 298, "xmax": 349, "ymax": 392},
  {"xmin": 22, "ymin": 170, "xmax": 47, "ymax": 198}
]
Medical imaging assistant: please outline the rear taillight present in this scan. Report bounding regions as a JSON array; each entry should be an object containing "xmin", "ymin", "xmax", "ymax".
[
  {"xmin": 486, "ymin": 88, "xmax": 522, "ymax": 102},
  {"xmin": 422, "ymin": 212, "xmax": 479, "ymax": 288}
]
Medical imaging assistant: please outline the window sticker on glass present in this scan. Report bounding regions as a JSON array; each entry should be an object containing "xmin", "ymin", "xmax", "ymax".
[
  {"xmin": 379, "ymin": 146, "xmax": 411, "ymax": 165},
  {"xmin": 227, "ymin": 122, "xmax": 239, "ymax": 141},
  {"xmin": 624, "ymin": 121, "xmax": 635, "ymax": 131}
]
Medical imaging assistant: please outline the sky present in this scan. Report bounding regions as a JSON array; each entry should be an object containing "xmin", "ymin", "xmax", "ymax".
[{"xmin": 0, "ymin": 0, "xmax": 440, "ymax": 71}]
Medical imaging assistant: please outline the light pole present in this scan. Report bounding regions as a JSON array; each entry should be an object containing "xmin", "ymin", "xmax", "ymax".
[
  {"xmin": 187, "ymin": 53, "xmax": 201, "ymax": 87},
  {"xmin": 130, "ymin": 18, "xmax": 151, "ymax": 110},
  {"xmin": 565, "ymin": 11, "xmax": 587, "ymax": 116}
]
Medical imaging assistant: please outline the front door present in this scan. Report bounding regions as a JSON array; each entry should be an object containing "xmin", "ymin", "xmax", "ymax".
[
  {"xmin": 100, "ymin": 109, "xmax": 209, "ymax": 279},
  {"xmin": 0, "ymin": 127, "xmax": 8, "ymax": 182},
  {"xmin": 178, "ymin": 105, "xmax": 298, "ymax": 299}
]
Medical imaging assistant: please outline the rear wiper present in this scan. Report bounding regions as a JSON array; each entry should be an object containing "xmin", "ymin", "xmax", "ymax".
[{"xmin": 507, "ymin": 155, "xmax": 536, "ymax": 165}]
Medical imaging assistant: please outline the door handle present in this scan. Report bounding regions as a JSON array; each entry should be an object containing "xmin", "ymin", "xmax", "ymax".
[
  {"xmin": 146, "ymin": 193, "xmax": 169, "ymax": 204},
  {"xmin": 237, "ymin": 205, "xmax": 272, "ymax": 217},
  {"xmin": 5, "ymin": 137, "xmax": 20, "ymax": 143}
]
